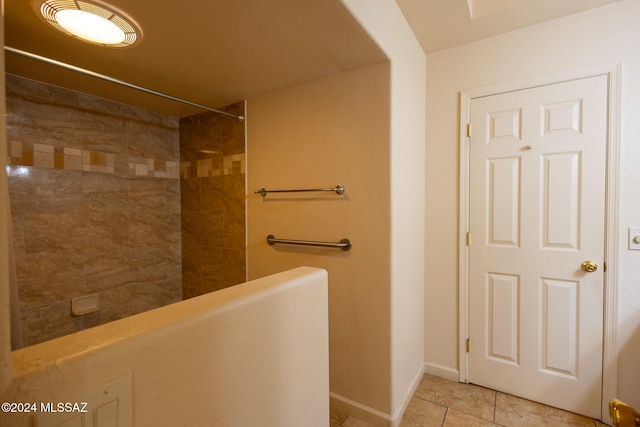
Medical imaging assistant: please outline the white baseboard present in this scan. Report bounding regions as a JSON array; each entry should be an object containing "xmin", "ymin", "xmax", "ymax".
[
  {"xmin": 330, "ymin": 393, "xmax": 392, "ymax": 427},
  {"xmin": 389, "ymin": 363, "xmax": 425, "ymax": 426},
  {"xmin": 423, "ymin": 362, "xmax": 459, "ymax": 382},
  {"xmin": 330, "ymin": 363, "xmax": 425, "ymax": 427}
]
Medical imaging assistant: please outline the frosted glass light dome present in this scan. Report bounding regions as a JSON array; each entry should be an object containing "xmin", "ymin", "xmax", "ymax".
[
  {"xmin": 55, "ymin": 9, "xmax": 126, "ymax": 45},
  {"xmin": 37, "ymin": 0, "xmax": 141, "ymax": 47}
]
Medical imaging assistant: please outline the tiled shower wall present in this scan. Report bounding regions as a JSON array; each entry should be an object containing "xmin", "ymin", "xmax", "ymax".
[
  {"xmin": 179, "ymin": 103, "xmax": 246, "ymax": 298},
  {"xmin": 6, "ymin": 75, "xmax": 182, "ymax": 346}
]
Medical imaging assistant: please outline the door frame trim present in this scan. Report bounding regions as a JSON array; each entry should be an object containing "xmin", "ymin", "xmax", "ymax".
[{"xmin": 458, "ymin": 63, "xmax": 621, "ymax": 423}]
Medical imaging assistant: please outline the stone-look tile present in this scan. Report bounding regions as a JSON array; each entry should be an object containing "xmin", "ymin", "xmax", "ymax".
[
  {"xmin": 129, "ymin": 212, "xmax": 174, "ymax": 249},
  {"xmin": 399, "ymin": 397, "xmax": 446, "ymax": 426},
  {"xmin": 99, "ymin": 279, "xmax": 181, "ymax": 322},
  {"xmin": 8, "ymin": 168, "xmax": 82, "ymax": 214},
  {"xmin": 219, "ymin": 102, "xmax": 245, "ymax": 154},
  {"xmin": 179, "ymin": 103, "xmax": 245, "ymax": 298},
  {"xmin": 177, "ymin": 116, "xmax": 199, "ymax": 160},
  {"xmin": 79, "ymin": 91, "xmax": 177, "ymax": 129},
  {"xmin": 334, "ymin": 376, "xmax": 604, "ymax": 427},
  {"xmin": 16, "ymin": 251, "xmax": 84, "ymax": 311},
  {"xmin": 128, "ymin": 173, "xmax": 168, "ymax": 199},
  {"xmin": 180, "ymin": 176, "xmax": 202, "ymax": 210},
  {"xmin": 82, "ymin": 167, "xmax": 128, "ymax": 194},
  {"xmin": 343, "ymin": 416, "xmax": 377, "ymax": 427},
  {"xmin": 7, "ymin": 74, "xmax": 80, "ymax": 106},
  {"xmin": 6, "ymin": 93, "xmax": 24, "ymax": 138},
  {"xmin": 495, "ymin": 392, "xmax": 595, "ymax": 427},
  {"xmin": 127, "ymin": 119, "xmax": 180, "ymax": 161},
  {"xmin": 199, "ymin": 176, "xmax": 226, "ymax": 211},
  {"xmin": 222, "ymin": 248, "xmax": 246, "ymax": 286},
  {"xmin": 113, "ymin": 154, "xmax": 133, "ymax": 178},
  {"xmin": 443, "ymin": 409, "xmax": 497, "ymax": 426},
  {"xmin": 22, "ymin": 99, "xmax": 129, "ymax": 155},
  {"xmin": 97, "ymin": 284, "xmax": 145, "ymax": 322},
  {"xmin": 66, "ymin": 112, "xmax": 129, "ymax": 155},
  {"xmin": 223, "ymin": 116, "xmax": 245, "ymax": 155},
  {"xmin": 83, "ymin": 212, "xmax": 130, "ymax": 255},
  {"xmin": 221, "ymin": 174, "xmax": 246, "ymax": 250},
  {"xmin": 198, "ymin": 247, "xmax": 246, "ymax": 294},
  {"xmin": 181, "ymin": 241, "xmax": 203, "ymax": 300},
  {"xmin": 166, "ymin": 179, "xmax": 182, "ymax": 215},
  {"xmin": 182, "ymin": 274, "xmax": 205, "ymax": 300},
  {"xmin": 9, "ymin": 75, "xmax": 245, "ymax": 347},
  {"xmin": 21, "ymin": 212, "xmax": 85, "ymax": 254},
  {"xmin": 414, "ymin": 375, "xmax": 496, "ymax": 422},
  {"xmin": 71, "ymin": 310, "xmax": 103, "ymax": 332},
  {"xmin": 182, "ymin": 284, "xmax": 205, "ymax": 303},
  {"xmin": 81, "ymin": 190, "xmax": 130, "ymax": 218},
  {"xmin": 201, "ymin": 247, "xmax": 227, "ymax": 292},
  {"xmin": 180, "ymin": 103, "xmax": 246, "ymax": 298},
  {"xmin": 11, "ymin": 216, "xmax": 26, "ymax": 258},
  {"xmin": 8, "ymin": 75, "xmax": 183, "ymax": 346},
  {"xmin": 167, "ymin": 227, "xmax": 183, "ymax": 258},
  {"xmin": 19, "ymin": 100, "xmax": 78, "ymax": 148},
  {"xmin": 181, "ymin": 237, "xmax": 202, "ymax": 271},
  {"xmin": 83, "ymin": 247, "xmax": 173, "ymax": 295},
  {"xmin": 223, "ymin": 196, "xmax": 246, "ymax": 250},
  {"xmin": 84, "ymin": 251, "xmax": 139, "ymax": 293},
  {"xmin": 180, "ymin": 114, "xmax": 223, "ymax": 161},
  {"xmin": 181, "ymin": 209, "xmax": 224, "ymax": 247},
  {"xmin": 23, "ymin": 299, "xmax": 87, "ymax": 346}
]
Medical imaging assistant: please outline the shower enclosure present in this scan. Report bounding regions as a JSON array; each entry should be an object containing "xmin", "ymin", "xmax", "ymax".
[{"xmin": 6, "ymin": 74, "xmax": 246, "ymax": 347}]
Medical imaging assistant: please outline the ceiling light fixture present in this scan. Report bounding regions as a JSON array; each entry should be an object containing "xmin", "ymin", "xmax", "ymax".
[{"xmin": 36, "ymin": 0, "xmax": 141, "ymax": 48}]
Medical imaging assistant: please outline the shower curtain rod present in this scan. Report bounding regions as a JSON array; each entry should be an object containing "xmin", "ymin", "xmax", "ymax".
[{"xmin": 4, "ymin": 46, "xmax": 245, "ymax": 121}]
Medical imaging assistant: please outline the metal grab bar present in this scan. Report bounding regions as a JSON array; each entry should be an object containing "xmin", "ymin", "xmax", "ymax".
[
  {"xmin": 267, "ymin": 234, "xmax": 352, "ymax": 251},
  {"xmin": 255, "ymin": 184, "xmax": 345, "ymax": 197}
]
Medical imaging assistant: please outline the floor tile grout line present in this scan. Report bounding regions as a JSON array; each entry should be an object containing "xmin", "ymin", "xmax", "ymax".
[
  {"xmin": 492, "ymin": 389, "xmax": 497, "ymax": 423},
  {"xmin": 441, "ymin": 407, "xmax": 448, "ymax": 427},
  {"xmin": 447, "ymin": 406, "xmax": 502, "ymax": 426}
]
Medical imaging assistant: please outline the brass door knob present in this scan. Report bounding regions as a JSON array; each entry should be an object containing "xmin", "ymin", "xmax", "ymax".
[{"xmin": 581, "ymin": 260, "xmax": 598, "ymax": 272}]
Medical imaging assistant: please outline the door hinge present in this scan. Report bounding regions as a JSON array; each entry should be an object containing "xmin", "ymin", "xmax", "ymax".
[
  {"xmin": 604, "ymin": 261, "xmax": 607, "ymax": 272},
  {"xmin": 466, "ymin": 232, "xmax": 471, "ymax": 246},
  {"xmin": 467, "ymin": 123, "xmax": 472, "ymax": 137},
  {"xmin": 466, "ymin": 338, "xmax": 470, "ymax": 353}
]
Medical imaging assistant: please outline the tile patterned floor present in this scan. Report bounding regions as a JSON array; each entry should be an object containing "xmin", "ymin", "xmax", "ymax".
[{"xmin": 330, "ymin": 374, "xmax": 610, "ymax": 427}]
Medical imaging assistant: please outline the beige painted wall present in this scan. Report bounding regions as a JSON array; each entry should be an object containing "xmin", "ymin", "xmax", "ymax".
[
  {"xmin": 247, "ymin": 2, "xmax": 426, "ymax": 425},
  {"xmin": 0, "ymin": 267, "xmax": 329, "ymax": 427},
  {"xmin": 424, "ymin": 0, "xmax": 640, "ymax": 408},
  {"xmin": 247, "ymin": 63, "xmax": 392, "ymax": 416},
  {"xmin": 340, "ymin": 1, "xmax": 426, "ymax": 422}
]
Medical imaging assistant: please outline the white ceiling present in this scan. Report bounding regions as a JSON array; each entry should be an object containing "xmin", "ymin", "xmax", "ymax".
[
  {"xmin": 4, "ymin": 0, "xmax": 386, "ymax": 117},
  {"xmin": 396, "ymin": 0, "xmax": 623, "ymax": 53},
  {"xmin": 4, "ymin": 0, "xmax": 624, "ymax": 117}
]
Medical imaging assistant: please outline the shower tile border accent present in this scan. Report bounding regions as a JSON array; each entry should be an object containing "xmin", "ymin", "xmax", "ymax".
[
  {"xmin": 7, "ymin": 140, "xmax": 179, "ymax": 179},
  {"xmin": 179, "ymin": 153, "xmax": 245, "ymax": 179},
  {"xmin": 8, "ymin": 141, "xmax": 244, "ymax": 180}
]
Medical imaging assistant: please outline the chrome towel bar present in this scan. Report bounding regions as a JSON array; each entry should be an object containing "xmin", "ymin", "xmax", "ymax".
[
  {"xmin": 267, "ymin": 235, "xmax": 352, "ymax": 251},
  {"xmin": 255, "ymin": 184, "xmax": 345, "ymax": 197}
]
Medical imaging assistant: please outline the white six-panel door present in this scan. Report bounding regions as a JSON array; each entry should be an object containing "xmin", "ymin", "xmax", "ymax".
[{"xmin": 467, "ymin": 75, "xmax": 608, "ymax": 418}]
